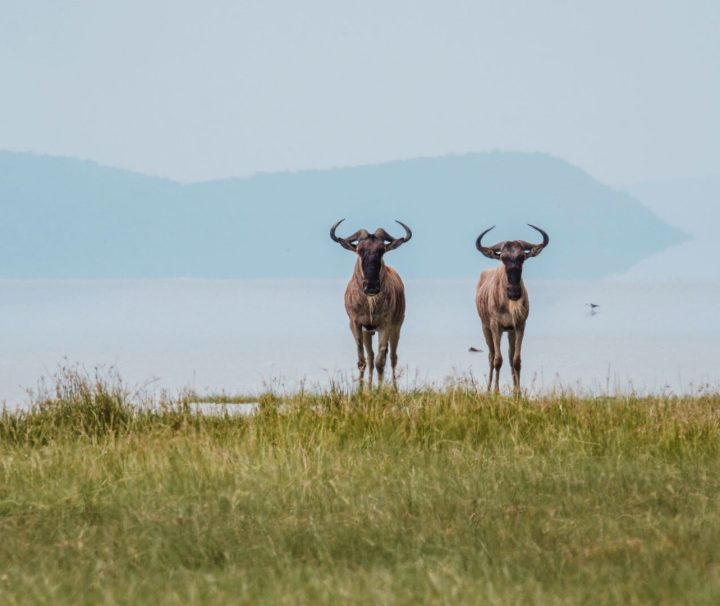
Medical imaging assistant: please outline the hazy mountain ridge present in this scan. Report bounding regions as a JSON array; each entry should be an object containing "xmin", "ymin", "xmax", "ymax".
[
  {"xmin": 614, "ymin": 175, "xmax": 719, "ymax": 280},
  {"xmin": 0, "ymin": 150, "xmax": 686, "ymax": 278},
  {"xmin": 622, "ymin": 175, "xmax": 720, "ymax": 236}
]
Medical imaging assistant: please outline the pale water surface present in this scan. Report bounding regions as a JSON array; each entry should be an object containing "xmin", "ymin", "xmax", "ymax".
[{"xmin": 1, "ymin": 279, "xmax": 718, "ymax": 408}]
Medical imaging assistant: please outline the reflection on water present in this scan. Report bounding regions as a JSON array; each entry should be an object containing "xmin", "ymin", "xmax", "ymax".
[{"xmin": 1, "ymin": 278, "xmax": 718, "ymax": 408}]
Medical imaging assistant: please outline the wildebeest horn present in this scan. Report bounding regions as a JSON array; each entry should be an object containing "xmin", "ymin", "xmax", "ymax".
[
  {"xmin": 330, "ymin": 219, "xmax": 356, "ymax": 251},
  {"xmin": 384, "ymin": 220, "xmax": 413, "ymax": 251},
  {"xmin": 476, "ymin": 226, "xmax": 503, "ymax": 259},
  {"xmin": 519, "ymin": 224, "xmax": 550, "ymax": 257}
]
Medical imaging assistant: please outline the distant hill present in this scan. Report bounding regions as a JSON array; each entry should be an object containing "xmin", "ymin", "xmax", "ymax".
[
  {"xmin": 623, "ymin": 175, "xmax": 720, "ymax": 238},
  {"xmin": 0, "ymin": 150, "xmax": 686, "ymax": 279},
  {"xmin": 617, "ymin": 175, "xmax": 719, "ymax": 280}
]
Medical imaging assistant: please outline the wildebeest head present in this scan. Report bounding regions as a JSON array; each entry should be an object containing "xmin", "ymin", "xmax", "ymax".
[
  {"xmin": 476, "ymin": 225, "xmax": 549, "ymax": 301},
  {"xmin": 330, "ymin": 219, "xmax": 412, "ymax": 295}
]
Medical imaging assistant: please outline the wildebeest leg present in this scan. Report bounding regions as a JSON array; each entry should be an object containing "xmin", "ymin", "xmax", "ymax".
[
  {"xmin": 388, "ymin": 326, "xmax": 401, "ymax": 387},
  {"xmin": 491, "ymin": 324, "xmax": 503, "ymax": 394},
  {"xmin": 375, "ymin": 329, "xmax": 391, "ymax": 384},
  {"xmin": 350, "ymin": 321, "xmax": 366, "ymax": 385},
  {"xmin": 508, "ymin": 330, "xmax": 517, "ymax": 396},
  {"xmin": 362, "ymin": 329, "xmax": 375, "ymax": 387},
  {"xmin": 510, "ymin": 324, "xmax": 525, "ymax": 397},
  {"xmin": 482, "ymin": 324, "xmax": 495, "ymax": 392}
]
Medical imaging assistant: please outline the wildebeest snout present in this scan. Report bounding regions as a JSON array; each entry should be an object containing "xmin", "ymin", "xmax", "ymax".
[
  {"xmin": 507, "ymin": 284, "xmax": 522, "ymax": 300},
  {"xmin": 363, "ymin": 280, "xmax": 380, "ymax": 295}
]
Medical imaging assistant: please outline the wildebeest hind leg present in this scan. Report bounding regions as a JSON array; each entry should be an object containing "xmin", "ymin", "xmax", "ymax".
[{"xmin": 389, "ymin": 326, "xmax": 401, "ymax": 387}]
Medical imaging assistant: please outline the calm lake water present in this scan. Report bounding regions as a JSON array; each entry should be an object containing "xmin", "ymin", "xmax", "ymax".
[{"xmin": 1, "ymin": 278, "xmax": 719, "ymax": 408}]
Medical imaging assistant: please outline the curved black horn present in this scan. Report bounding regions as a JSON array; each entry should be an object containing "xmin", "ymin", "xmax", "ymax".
[
  {"xmin": 330, "ymin": 218, "xmax": 345, "ymax": 242},
  {"xmin": 395, "ymin": 220, "xmax": 412, "ymax": 242},
  {"xmin": 476, "ymin": 226, "xmax": 502, "ymax": 259},
  {"xmin": 522, "ymin": 224, "xmax": 550, "ymax": 257},
  {"xmin": 475, "ymin": 226, "xmax": 495, "ymax": 251},
  {"xmin": 330, "ymin": 218, "xmax": 356, "ymax": 251},
  {"xmin": 528, "ymin": 224, "xmax": 549, "ymax": 246},
  {"xmin": 384, "ymin": 220, "xmax": 413, "ymax": 251}
]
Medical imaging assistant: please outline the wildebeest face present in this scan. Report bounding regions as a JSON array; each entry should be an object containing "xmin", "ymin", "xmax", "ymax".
[
  {"xmin": 499, "ymin": 242, "xmax": 527, "ymax": 300},
  {"xmin": 356, "ymin": 236, "xmax": 386, "ymax": 295},
  {"xmin": 330, "ymin": 219, "xmax": 413, "ymax": 296},
  {"xmin": 475, "ymin": 224, "xmax": 550, "ymax": 301}
]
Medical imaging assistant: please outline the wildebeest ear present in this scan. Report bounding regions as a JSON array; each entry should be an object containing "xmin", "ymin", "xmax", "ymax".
[
  {"xmin": 477, "ymin": 246, "xmax": 503, "ymax": 259},
  {"xmin": 336, "ymin": 239, "xmax": 356, "ymax": 251}
]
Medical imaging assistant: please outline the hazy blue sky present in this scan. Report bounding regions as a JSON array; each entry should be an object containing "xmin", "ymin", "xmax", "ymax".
[{"xmin": 1, "ymin": 0, "xmax": 718, "ymax": 183}]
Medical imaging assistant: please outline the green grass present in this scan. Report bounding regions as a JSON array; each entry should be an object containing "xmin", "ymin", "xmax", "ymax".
[{"xmin": 2, "ymin": 369, "xmax": 720, "ymax": 604}]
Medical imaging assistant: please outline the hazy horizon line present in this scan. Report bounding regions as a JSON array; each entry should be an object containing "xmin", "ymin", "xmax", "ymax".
[{"xmin": 3, "ymin": 146, "xmax": 716, "ymax": 188}]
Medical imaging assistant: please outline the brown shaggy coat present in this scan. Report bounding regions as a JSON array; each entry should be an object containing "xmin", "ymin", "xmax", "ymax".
[
  {"xmin": 474, "ymin": 224, "xmax": 549, "ymax": 394},
  {"xmin": 330, "ymin": 219, "xmax": 412, "ymax": 386},
  {"xmin": 476, "ymin": 265, "xmax": 529, "ymax": 393},
  {"xmin": 345, "ymin": 260, "xmax": 405, "ymax": 385}
]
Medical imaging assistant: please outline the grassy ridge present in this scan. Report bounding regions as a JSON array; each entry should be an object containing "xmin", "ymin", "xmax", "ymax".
[{"xmin": 2, "ymin": 372, "xmax": 720, "ymax": 604}]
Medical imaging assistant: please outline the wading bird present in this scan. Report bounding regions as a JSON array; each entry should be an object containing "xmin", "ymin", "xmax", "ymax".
[
  {"xmin": 475, "ymin": 224, "xmax": 549, "ymax": 395},
  {"xmin": 330, "ymin": 219, "xmax": 412, "ymax": 387}
]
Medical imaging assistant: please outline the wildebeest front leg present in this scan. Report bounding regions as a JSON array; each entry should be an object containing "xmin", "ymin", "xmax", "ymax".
[
  {"xmin": 375, "ymin": 329, "xmax": 391, "ymax": 384},
  {"xmin": 482, "ymin": 325, "xmax": 495, "ymax": 392},
  {"xmin": 510, "ymin": 324, "xmax": 525, "ymax": 396},
  {"xmin": 362, "ymin": 329, "xmax": 375, "ymax": 387},
  {"xmin": 491, "ymin": 324, "xmax": 503, "ymax": 394},
  {"xmin": 350, "ymin": 322, "xmax": 366, "ymax": 384}
]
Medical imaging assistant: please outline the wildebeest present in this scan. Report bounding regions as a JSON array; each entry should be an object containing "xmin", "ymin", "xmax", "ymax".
[
  {"xmin": 330, "ymin": 219, "xmax": 412, "ymax": 386},
  {"xmin": 475, "ymin": 224, "xmax": 549, "ymax": 395}
]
